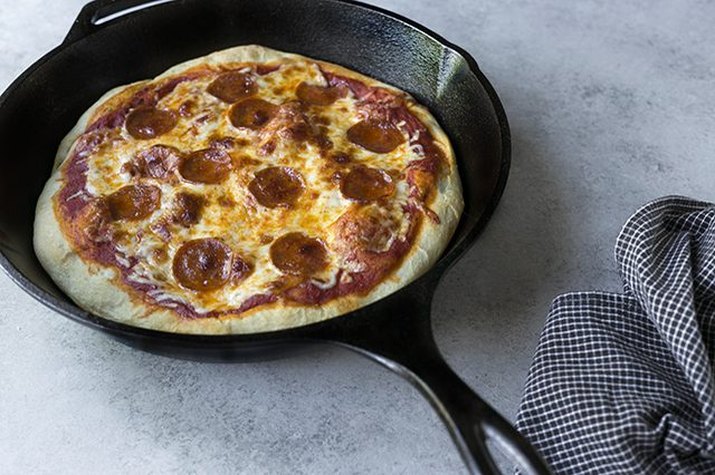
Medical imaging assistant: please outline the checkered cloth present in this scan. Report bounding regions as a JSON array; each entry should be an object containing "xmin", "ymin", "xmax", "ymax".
[{"xmin": 516, "ymin": 196, "xmax": 715, "ymax": 474}]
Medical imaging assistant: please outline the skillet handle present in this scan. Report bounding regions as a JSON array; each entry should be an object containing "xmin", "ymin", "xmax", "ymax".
[
  {"xmin": 394, "ymin": 350, "xmax": 550, "ymax": 474},
  {"xmin": 64, "ymin": 0, "xmax": 174, "ymax": 44},
  {"xmin": 319, "ymin": 283, "xmax": 550, "ymax": 474}
]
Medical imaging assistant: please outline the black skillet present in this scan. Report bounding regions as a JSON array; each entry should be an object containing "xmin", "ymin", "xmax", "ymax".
[{"xmin": 0, "ymin": 0, "xmax": 550, "ymax": 473}]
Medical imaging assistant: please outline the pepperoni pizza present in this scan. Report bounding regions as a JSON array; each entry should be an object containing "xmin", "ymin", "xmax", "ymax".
[{"xmin": 33, "ymin": 45, "xmax": 463, "ymax": 334}]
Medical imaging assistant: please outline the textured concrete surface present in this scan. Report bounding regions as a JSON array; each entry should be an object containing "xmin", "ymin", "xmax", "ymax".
[{"xmin": 1, "ymin": 0, "xmax": 714, "ymax": 473}]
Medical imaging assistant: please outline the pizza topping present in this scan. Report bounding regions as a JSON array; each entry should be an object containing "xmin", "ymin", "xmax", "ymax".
[
  {"xmin": 172, "ymin": 238, "xmax": 232, "ymax": 291},
  {"xmin": 207, "ymin": 71, "xmax": 257, "ymax": 103},
  {"xmin": 262, "ymin": 102, "xmax": 311, "ymax": 141},
  {"xmin": 106, "ymin": 184, "xmax": 161, "ymax": 221},
  {"xmin": 151, "ymin": 222, "xmax": 171, "ymax": 241},
  {"xmin": 296, "ymin": 82, "xmax": 346, "ymax": 106},
  {"xmin": 270, "ymin": 232, "xmax": 328, "ymax": 276},
  {"xmin": 217, "ymin": 195, "xmax": 236, "ymax": 207},
  {"xmin": 124, "ymin": 145, "xmax": 182, "ymax": 179},
  {"xmin": 179, "ymin": 148, "xmax": 233, "ymax": 184},
  {"xmin": 331, "ymin": 152, "xmax": 351, "ymax": 164},
  {"xmin": 194, "ymin": 113, "xmax": 212, "ymax": 126},
  {"xmin": 56, "ymin": 57, "xmax": 449, "ymax": 321},
  {"xmin": 346, "ymin": 120, "xmax": 404, "ymax": 153},
  {"xmin": 322, "ymin": 70, "xmax": 372, "ymax": 99},
  {"xmin": 332, "ymin": 206, "xmax": 399, "ymax": 255},
  {"xmin": 248, "ymin": 167, "xmax": 304, "ymax": 208},
  {"xmin": 125, "ymin": 107, "xmax": 177, "ymax": 139},
  {"xmin": 330, "ymin": 171, "xmax": 344, "ymax": 185},
  {"xmin": 153, "ymin": 247, "xmax": 168, "ymax": 263},
  {"xmin": 208, "ymin": 136, "xmax": 236, "ymax": 151},
  {"xmin": 356, "ymin": 90, "xmax": 405, "ymax": 122},
  {"xmin": 173, "ymin": 192, "xmax": 204, "ymax": 226},
  {"xmin": 284, "ymin": 204, "xmax": 417, "ymax": 305},
  {"xmin": 256, "ymin": 64, "xmax": 280, "ymax": 75},
  {"xmin": 87, "ymin": 75, "xmax": 195, "ymax": 133},
  {"xmin": 231, "ymin": 257, "xmax": 252, "ymax": 282},
  {"xmin": 257, "ymin": 102, "xmax": 332, "ymax": 154},
  {"xmin": 74, "ymin": 199, "xmax": 112, "ymax": 244},
  {"xmin": 340, "ymin": 167, "xmax": 395, "ymax": 202},
  {"xmin": 229, "ymin": 98, "xmax": 278, "ymax": 129},
  {"xmin": 178, "ymin": 100, "xmax": 195, "ymax": 117}
]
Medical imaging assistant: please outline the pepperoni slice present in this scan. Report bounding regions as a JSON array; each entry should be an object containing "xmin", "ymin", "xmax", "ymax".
[
  {"xmin": 332, "ymin": 206, "xmax": 398, "ymax": 254},
  {"xmin": 347, "ymin": 120, "xmax": 404, "ymax": 153},
  {"xmin": 296, "ymin": 82, "xmax": 346, "ymax": 106},
  {"xmin": 207, "ymin": 71, "xmax": 257, "ymax": 103},
  {"xmin": 248, "ymin": 167, "xmax": 304, "ymax": 208},
  {"xmin": 179, "ymin": 148, "xmax": 232, "ymax": 184},
  {"xmin": 173, "ymin": 192, "xmax": 203, "ymax": 226},
  {"xmin": 270, "ymin": 232, "xmax": 328, "ymax": 276},
  {"xmin": 106, "ymin": 184, "xmax": 161, "ymax": 221},
  {"xmin": 228, "ymin": 98, "xmax": 278, "ymax": 129},
  {"xmin": 75, "ymin": 199, "xmax": 111, "ymax": 243},
  {"xmin": 172, "ymin": 238, "xmax": 232, "ymax": 291},
  {"xmin": 125, "ymin": 144, "xmax": 182, "ymax": 179},
  {"xmin": 125, "ymin": 107, "xmax": 177, "ymax": 139},
  {"xmin": 340, "ymin": 167, "xmax": 395, "ymax": 202}
]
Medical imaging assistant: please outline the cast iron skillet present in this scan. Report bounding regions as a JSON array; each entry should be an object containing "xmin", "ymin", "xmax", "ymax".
[{"xmin": 0, "ymin": 0, "xmax": 550, "ymax": 473}]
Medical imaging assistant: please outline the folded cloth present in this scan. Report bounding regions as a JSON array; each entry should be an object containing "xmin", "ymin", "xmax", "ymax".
[{"xmin": 516, "ymin": 196, "xmax": 715, "ymax": 474}]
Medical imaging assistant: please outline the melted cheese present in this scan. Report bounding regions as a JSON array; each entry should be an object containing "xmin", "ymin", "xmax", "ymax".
[{"xmin": 82, "ymin": 57, "xmax": 422, "ymax": 314}]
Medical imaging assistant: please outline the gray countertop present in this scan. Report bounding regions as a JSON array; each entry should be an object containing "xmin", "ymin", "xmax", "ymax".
[{"xmin": 2, "ymin": 0, "xmax": 714, "ymax": 473}]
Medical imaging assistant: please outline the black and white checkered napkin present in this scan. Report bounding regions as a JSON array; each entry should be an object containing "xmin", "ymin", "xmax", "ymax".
[{"xmin": 516, "ymin": 196, "xmax": 715, "ymax": 474}]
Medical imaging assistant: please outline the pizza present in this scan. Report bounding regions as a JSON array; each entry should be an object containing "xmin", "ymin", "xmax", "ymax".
[{"xmin": 33, "ymin": 45, "xmax": 463, "ymax": 334}]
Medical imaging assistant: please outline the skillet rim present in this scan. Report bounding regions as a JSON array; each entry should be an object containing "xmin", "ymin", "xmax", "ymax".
[{"xmin": 0, "ymin": 0, "xmax": 511, "ymax": 344}]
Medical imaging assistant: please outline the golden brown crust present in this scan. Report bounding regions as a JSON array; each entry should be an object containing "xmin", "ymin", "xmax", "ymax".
[{"xmin": 34, "ymin": 45, "xmax": 463, "ymax": 334}]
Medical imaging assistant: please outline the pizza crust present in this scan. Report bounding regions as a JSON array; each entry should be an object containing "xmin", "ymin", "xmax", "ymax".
[{"xmin": 34, "ymin": 45, "xmax": 463, "ymax": 334}]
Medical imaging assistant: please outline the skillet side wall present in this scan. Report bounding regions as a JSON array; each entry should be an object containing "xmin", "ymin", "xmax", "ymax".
[{"xmin": 0, "ymin": 0, "xmax": 505, "ymax": 351}]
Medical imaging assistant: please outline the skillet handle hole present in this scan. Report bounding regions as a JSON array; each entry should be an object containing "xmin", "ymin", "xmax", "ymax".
[
  {"xmin": 65, "ymin": 0, "xmax": 177, "ymax": 44},
  {"xmin": 92, "ymin": 0, "xmax": 177, "ymax": 26}
]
